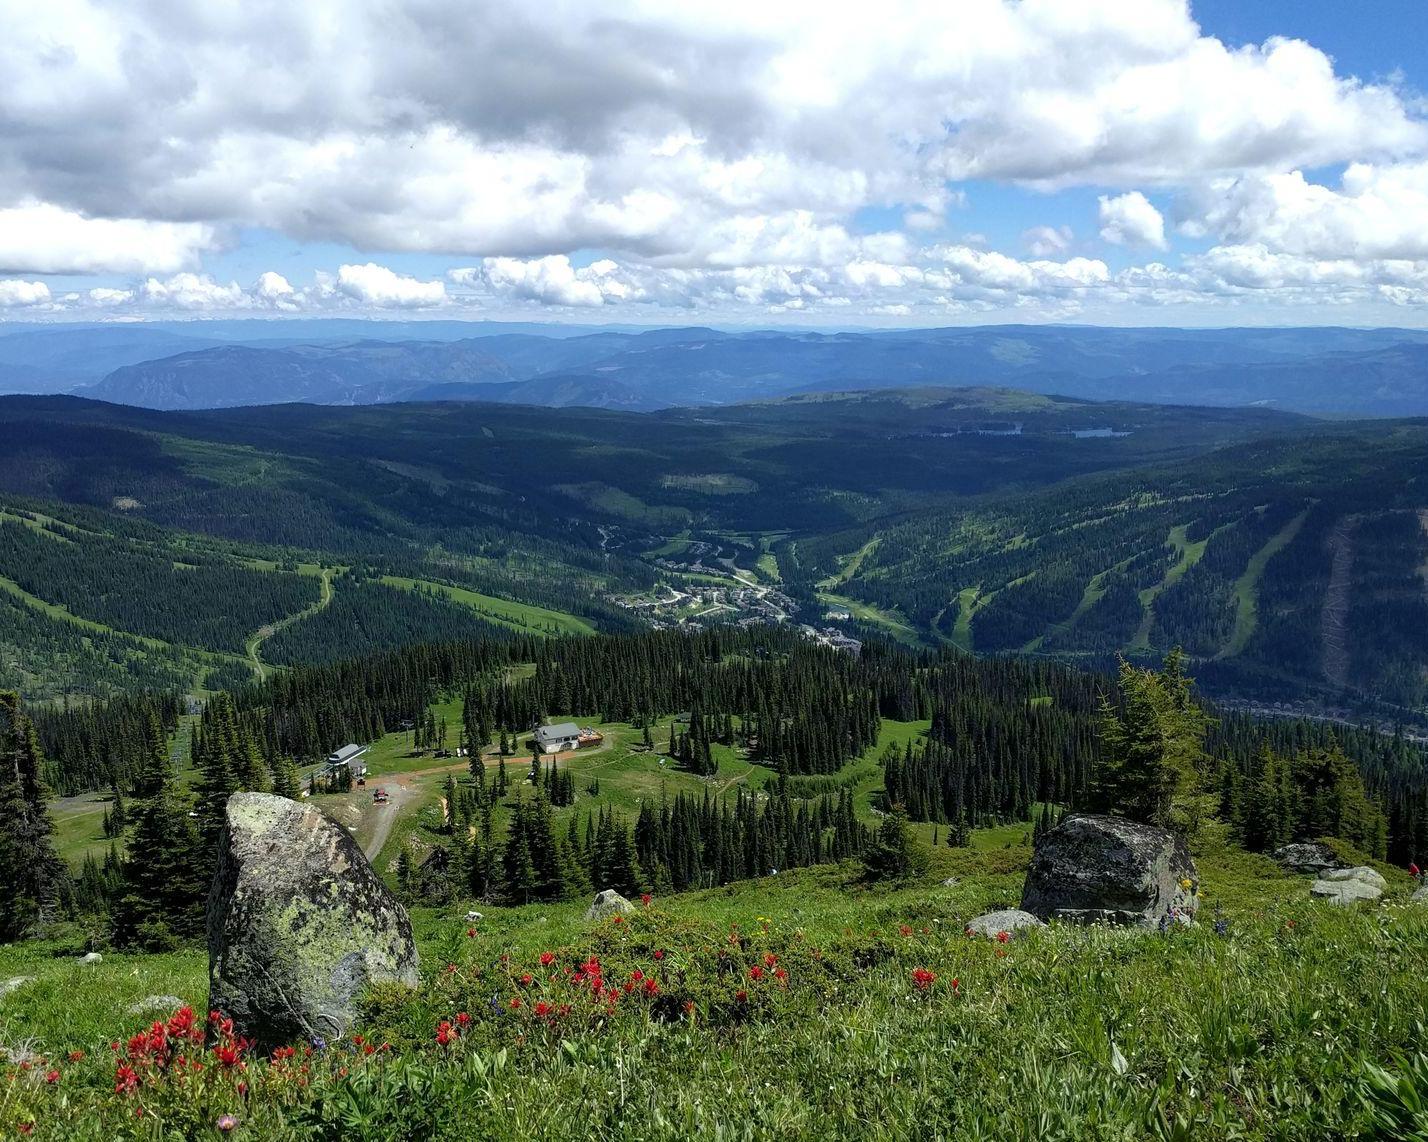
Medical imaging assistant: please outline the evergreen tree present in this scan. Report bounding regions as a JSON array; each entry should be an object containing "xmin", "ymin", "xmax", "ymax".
[
  {"xmin": 861, "ymin": 805, "xmax": 930, "ymax": 883},
  {"xmin": 0, "ymin": 692, "xmax": 71, "ymax": 940}
]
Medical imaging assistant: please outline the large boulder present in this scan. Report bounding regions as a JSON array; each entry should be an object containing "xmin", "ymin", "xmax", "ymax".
[
  {"xmin": 1021, "ymin": 813, "xmax": 1198, "ymax": 928},
  {"xmin": 585, "ymin": 889, "xmax": 634, "ymax": 921},
  {"xmin": 965, "ymin": 909, "xmax": 1045, "ymax": 939},
  {"xmin": 1412, "ymin": 884, "xmax": 1428, "ymax": 904},
  {"xmin": 1310, "ymin": 866, "xmax": 1385, "ymax": 905},
  {"xmin": 1274, "ymin": 842, "xmax": 1341, "ymax": 876},
  {"xmin": 208, "ymin": 793, "xmax": 419, "ymax": 1051}
]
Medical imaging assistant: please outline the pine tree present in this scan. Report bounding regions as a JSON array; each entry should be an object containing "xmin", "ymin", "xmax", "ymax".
[
  {"xmin": 0, "ymin": 692, "xmax": 71, "ymax": 940},
  {"xmin": 861, "ymin": 805, "xmax": 930, "ymax": 882}
]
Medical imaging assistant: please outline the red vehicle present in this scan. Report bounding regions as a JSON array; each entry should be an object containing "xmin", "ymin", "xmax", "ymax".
[{"xmin": 373, "ymin": 787, "xmax": 389, "ymax": 804}]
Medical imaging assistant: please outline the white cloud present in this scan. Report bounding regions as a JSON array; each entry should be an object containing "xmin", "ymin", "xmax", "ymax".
[
  {"xmin": 1099, "ymin": 192, "xmax": 1167, "ymax": 249},
  {"xmin": 0, "ymin": 202, "xmax": 215, "ymax": 275},
  {"xmin": 0, "ymin": 279, "xmax": 50, "ymax": 307},
  {"xmin": 465, "ymin": 256, "xmax": 613, "ymax": 307},
  {"xmin": 332, "ymin": 263, "xmax": 446, "ymax": 308},
  {"xmin": 1023, "ymin": 225, "xmax": 1073, "ymax": 256},
  {"xmin": 1185, "ymin": 163, "xmax": 1428, "ymax": 259}
]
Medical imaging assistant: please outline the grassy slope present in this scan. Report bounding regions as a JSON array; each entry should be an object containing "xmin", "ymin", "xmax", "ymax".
[
  {"xmin": 1129, "ymin": 523, "xmax": 1218, "ymax": 653},
  {"xmin": 377, "ymin": 576, "xmax": 596, "ymax": 637},
  {"xmin": 3, "ymin": 825, "xmax": 1423, "ymax": 1139},
  {"xmin": 1218, "ymin": 508, "xmax": 1310, "ymax": 660}
]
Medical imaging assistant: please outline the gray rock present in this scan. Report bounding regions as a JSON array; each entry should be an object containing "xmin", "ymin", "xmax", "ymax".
[
  {"xmin": 1310, "ymin": 865, "xmax": 1385, "ymax": 905},
  {"xmin": 1021, "ymin": 813, "xmax": 1198, "ymax": 928},
  {"xmin": 77, "ymin": 952, "xmax": 102, "ymax": 965},
  {"xmin": 1319, "ymin": 865, "xmax": 1386, "ymax": 889},
  {"xmin": 965, "ymin": 909, "xmax": 1045, "ymax": 938},
  {"xmin": 127, "ymin": 995, "xmax": 184, "ymax": 1016},
  {"xmin": 941, "ymin": 877, "xmax": 960, "ymax": 888},
  {"xmin": 585, "ymin": 889, "xmax": 635, "ymax": 921},
  {"xmin": 0, "ymin": 977, "xmax": 33, "ymax": 999},
  {"xmin": 1273, "ymin": 842, "xmax": 1341, "ymax": 875},
  {"xmin": 1411, "ymin": 884, "xmax": 1428, "ymax": 903},
  {"xmin": 208, "ymin": 792, "xmax": 420, "ymax": 1051}
]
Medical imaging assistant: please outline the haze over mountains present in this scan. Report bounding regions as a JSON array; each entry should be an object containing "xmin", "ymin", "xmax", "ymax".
[{"xmin": 6, "ymin": 322, "xmax": 1428, "ymax": 415}]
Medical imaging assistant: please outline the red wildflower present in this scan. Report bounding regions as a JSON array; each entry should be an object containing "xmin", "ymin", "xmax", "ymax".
[
  {"xmin": 899, "ymin": 925, "xmax": 913, "ymax": 937},
  {"xmin": 509, "ymin": 997, "xmax": 522, "ymax": 1010},
  {"xmin": 18, "ymin": 1125, "xmax": 33, "ymax": 1136},
  {"xmin": 520, "ymin": 973, "xmax": 533, "ymax": 986},
  {"xmin": 213, "ymin": 1045, "xmax": 242, "ymax": 1068},
  {"xmin": 539, "ymin": 951, "xmax": 556, "ymax": 967},
  {"xmin": 912, "ymin": 968, "xmax": 936, "ymax": 991},
  {"xmin": 748, "ymin": 965, "xmax": 764, "ymax": 981},
  {"xmin": 363, "ymin": 1043, "xmax": 375, "ymax": 1055},
  {"xmin": 456, "ymin": 1012, "xmax": 471, "ymax": 1027},
  {"xmin": 996, "ymin": 930, "xmax": 1010, "ymax": 944},
  {"xmin": 631, "ymin": 969, "xmax": 644, "ymax": 982},
  {"xmin": 683, "ymin": 1000, "xmax": 696, "ymax": 1017},
  {"xmin": 612, "ymin": 915, "xmax": 626, "ymax": 925},
  {"xmin": 653, "ymin": 949, "xmax": 664, "ymax": 960},
  {"xmin": 641, "ymin": 893, "xmax": 652, "ymax": 907},
  {"xmin": 466, "ymin": 928, "xmax": 476, "ymax": 938},
  {"xmin": 643, "ymin": 978, "xmax": 659, "ymax": 996},
  {"xmin": 44, "ymin": 1069, "xmax": 60, "ymax": 1084},
  {"xmin": 623, "ymin": 981, "xmax": 635, "ymax": 994},
  {"xmin": 67, "ymin": 1050, "xmax": 85, "ymax": 1063},
  {"xmin": 272, "ymin": 1046, "xmax": 296, "ymax": 1062},
  {"xmin": 773, "ymin": 967, "xmax": 787, "ymax": 983},
  {"xmin": 114, "ymin": 1063, "xmax": 140, "ymax": 1093},
  {"xmin": 951, "ymin": 978, "xmax": 960, "ymax": 991},
  {"xmin": 535, "ymin": 1001, "xmax": 552, "ymax": 1017},
  {"xmin": 763, "ymin": 952, "xmax": 777, "ymax": 967},
  {"xmin": 435, "ymin": 1021, "xmax": 455, "ymax": 1046},
  {"xmin": 735, "ymin": 990, "xmax": 748, "ymax": 1003}
]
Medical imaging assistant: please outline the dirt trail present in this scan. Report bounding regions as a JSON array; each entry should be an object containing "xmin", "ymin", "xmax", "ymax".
[
  {"xmin": 1320, "ymin": 516, "xmax": 1357, "ymax": 689},
  {"xmin": 245, "ymin": 567, "xmax": 334, "ymax": 681}
]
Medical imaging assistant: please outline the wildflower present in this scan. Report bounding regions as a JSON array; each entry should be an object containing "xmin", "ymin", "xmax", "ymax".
[
  {"xmin": 539, "ymin": 951, "xmax": 556, "ymax": 966},
  {"xmin": 951, "ymin": 978, "xmax": 960, "ymax": 991},
  {"xmin": 311, "ymin": 1036, "xmax": 327, "ymax": 1053},
  {"xmin": 899, "ymin": 924, "xmax": 913, "ymax": 937},
  {"xmin": 643, "ymin": 978, "xmax": 659, "ymax": 997},
  {"xmin": 535, "ymin": 1001, "xmax": 552, "ymax": 1017},
  {"xmin": 996, "ymin": 930, "xmax": 1010, "ymax": 944},
  {"xmin": 1213, "ymin": 918, "xmax": 1229, "ymax": 937},
  {"xmin": 912, "ymin": 968, "xmax": 936, "ymax": 991},
  {"xmin": 435, "ymin": 1021, "xmax": 455, "ymax": 1046},
  {"xmin": 653, "ymin": 949, "xmax": 664, "ymax": 960},
  {"xmin": 456, "ymin": 1012, "xmax": 471, "ymax": 1027},
  {"xmin": 631, "ymin": 969, "xmax": 644, "ymax": 982},
  {"xmin": 467, "ymin": 928, "xmax": 476, "ymax": 938},
  {"xmin": 67, "ymin": 1051, "xmax": 85, "ymax": 1063},
  {"xmin": 641, "ymin": 893, "xmax": 653, "ymax": 907},
  {"xmin": 995, "ymin": 947, "xmax": 1007, "ymax": 958},
  {"xmin": 1179, "ymin": 878, "xmax": 1193, "ymax": 891},
  {"xmin": 213, "ymin": 1045, "xmax": 242, "ymax": 1068},
  {"xmin": 763, "ymin": 952, "xmax": 778, "ymax": 967},
  {"xmin": 773, "ymin": 967, "xmax": 787, "ymax": 983},
  {"xmin": 520, "ymin": 973, "xmax": 533, "ymax": 986},
  {"xmin": 612, "ymin": 915, "xmax": 626, "ymax": 925},
  {"xmin": 363, "ymin": 1043, "xmax": 375, "ymax": 1055},
  {"xmin": 114, "ymin": 1063, "xmax": 140, "ymax": 1093},
  {"xmin": 683, "ymin": 1000, "xmax": 696, "ymax": 1018},
  {"xmin": 18, "ymin": 1125, "xmax": 33, "ymax": 1136},
  {"xmin": 735, "ymin": 990, "xmax": 748, "ymax": 1003},
  {"xmin": 44, "ymin": 1069, "xmax": 60, "ymax": 1084},
  {"xmin": 749, "ymin": 965, "xmax": 764, "ymax": 981},
  {"xmin": 238, "ymin": 1080, "xmax": 249, "ymax": 1097},
  {"xmin": 217, "ymin": 1114, "xmax": 239, "ymax": 1133},
  {"xmin": 509, "ymin": 997, "xmax": 522, "ymax": 1010}
]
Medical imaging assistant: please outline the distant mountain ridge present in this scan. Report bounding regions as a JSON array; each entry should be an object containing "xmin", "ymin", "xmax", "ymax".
[{"xmin": 7, "ymin": 322, "xmax": 1428, "ymax": 415}]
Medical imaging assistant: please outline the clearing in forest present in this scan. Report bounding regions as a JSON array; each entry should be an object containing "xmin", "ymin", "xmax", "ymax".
[
  {"xmin": 1128, "ymin": 523, "xmax": 1217, "ymax": 653},
  {"xmin": 1217, "ymin": 508, "xmax": 1310, "ymax": 660},
  {"xmin": 1320, "ymin": 516, "xmax": 1357, "ymax": 689}
]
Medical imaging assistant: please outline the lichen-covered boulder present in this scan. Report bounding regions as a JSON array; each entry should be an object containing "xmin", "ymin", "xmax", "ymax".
[
  {"xmin": 1274, "ymin": 842, "xmax": 1341, "ymax": 876},
  {"xmin": 1310, "ymin": 866, "xmax": 1384, "ymax": 905},
  {"xmin": 1411, "ymin": 884, "xmax": 1428, "ymax": 904},
  {"xmin": 585, "ymin": 889, "xmax": 634, "ymax": 921},
  {"xmin": 207, "ymin": 793, "xmax": 419, "ymax": 1051},
  {"xmin": 965, "ymin": 909, "xmax": 1045, "ymax": 939},
  {"xmin": 1021, "ymin": 813, "xmax": 1198, "ymax": 928}
]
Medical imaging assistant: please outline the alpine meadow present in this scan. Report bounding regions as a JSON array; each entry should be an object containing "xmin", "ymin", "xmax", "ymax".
[{"xmin": 6, "ymin": 3, "xmax": 1428, "ymax": 1140}]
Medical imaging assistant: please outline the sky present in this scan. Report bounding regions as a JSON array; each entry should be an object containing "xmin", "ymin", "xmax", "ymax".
[{"xmin": 3, "ymin": 0, "xmax": 1428, "ymax": 328}]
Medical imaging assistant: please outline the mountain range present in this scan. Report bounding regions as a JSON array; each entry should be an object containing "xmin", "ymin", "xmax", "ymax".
[{"xmin": 6, "ymin": 321, "xmax": 1428, "ymax": 415}]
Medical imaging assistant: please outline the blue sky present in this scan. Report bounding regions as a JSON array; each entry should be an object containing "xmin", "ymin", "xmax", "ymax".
[{"xmin": 3, "ymin": 1, "xmax": 1428, "ymax": 327}]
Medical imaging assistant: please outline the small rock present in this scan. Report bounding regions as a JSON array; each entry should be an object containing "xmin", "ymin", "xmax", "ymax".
[
  {"xmin": 1273, "ymin": 842, "xmax": 1341, "ymax": 876},
  {"xmin": 1411, "ymin": 884, "xmax": 1428, "ymax": 903},
  {"xmin": 464, "ymin": 910, "xmax": 483, "ymax": 923},
  {"xmin": 127, "ymin": 995, "xmax": 184, "ymax": 1016},
  {"xmin": 0, "ymin": 977, "xmax": 33, "ymax": 999},
  {"xmin": 965, "ymin": 909, "xmax": 1045, "ymax": 939},
  {"xmin": 941, "ymin": 877, "xmax": 960, "ymax": 888},
  {"xmin": 77, "ymin": 952, "xmax": 102, "ymax": 965},
  {"xmin": 1021, "ymin": 813, "xmax": 1198, "ymax": 928},
  {"xmin": 585, "ymin": 889, "xmax": 634, "ymax": 921},
  {"xmin": 1310, "ymin": 866, "xmax": 1384, "ymax": 905}
]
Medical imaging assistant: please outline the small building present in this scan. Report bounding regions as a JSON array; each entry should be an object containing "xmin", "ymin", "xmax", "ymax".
[
  {"xmin": 323, "ymin": 743, "xmax": 369, "ymax": 779},
  {"xmin": 534, "ymin": 722, "xmax": 582, "ymax": 753}
]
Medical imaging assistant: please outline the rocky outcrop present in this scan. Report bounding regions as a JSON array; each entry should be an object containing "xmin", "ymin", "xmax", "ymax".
[
  {"xmin": 965, "ymin": 909, "xmax": 1045, "ymax": 939},
  {"xmin": 585, "ymin": 889, "xmax": 634, "ymax": 921},
  {"xmin": 207, "ymin": 793, "xmax": 419, "ymax": 1051},
  {"xmin": 1411, "ymin": 884, "xmax": 1428, "ymax": 904},
  {"xmin": 1274, "ymin": 842, "xmax": 1341, "ymax": 876},
  {"xmin": 1021, "ymin": 813, "xmax": 1198, "ymax": 928},
  {"xmin": 1310, "ymin": 866, "xmax": 1385, "ymax": 905}
]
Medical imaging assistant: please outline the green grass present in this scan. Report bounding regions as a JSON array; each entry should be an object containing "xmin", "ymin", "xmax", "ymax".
[
  {"xmin": 816, "ymin": 591, "xmax": 926, "ymax": 647},
  {"xmin": 378, "ymin": 576, "xmax": 596, "ymax": 637},
  {"xmin": 1129, "ymin": 523, "xmax": 1221, "ymax": 653},
  {"xmin": 5, "ymin": 829, "xmax": 1427, "ymax": 1139},
  {"xmin": 1218, "ymin": 508, "xmax": 1310, "ymax": 660}
]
